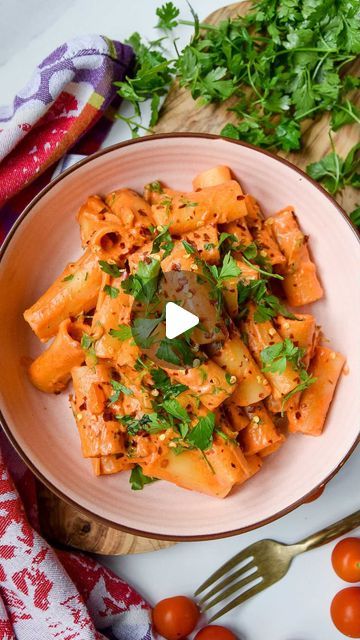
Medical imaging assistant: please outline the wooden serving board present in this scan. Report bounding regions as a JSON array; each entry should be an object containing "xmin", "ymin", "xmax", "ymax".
[{"xmin": 37, "ymin": 1, "xmax": 359, "ymax": 555}]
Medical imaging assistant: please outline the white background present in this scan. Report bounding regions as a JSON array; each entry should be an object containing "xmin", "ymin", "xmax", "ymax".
[{"xmin": 0, "ymin": 1, "xmax": 359, "ymax": 638}]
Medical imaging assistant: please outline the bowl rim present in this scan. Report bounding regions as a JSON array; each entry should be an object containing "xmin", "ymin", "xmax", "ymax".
[{"xmin": 0, "ymin": 131, "xmax": 359, "ymax": 542}]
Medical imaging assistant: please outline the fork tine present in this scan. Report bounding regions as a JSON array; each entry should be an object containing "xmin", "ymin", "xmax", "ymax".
[
  {"xmin": 208, "ymin": 580, "xmax": 265, "ymax": 623},
  {"xmin": 199, "ymin": 560, "xmax": 255, "ymax": 604},
  {"xmin": 194, "ymin": 543, "xmax": 257, "ymax": 596},
  {"xmin": 202, "ymin": 569, "xmax": 260, "ymax": 611}
]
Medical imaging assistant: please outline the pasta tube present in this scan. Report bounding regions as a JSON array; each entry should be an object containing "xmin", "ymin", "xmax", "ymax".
[
  {"xmin": 242, "ymin": 303, "xmax": 300, "ymax": 396},
  {"xmin": 209, "ymin": 332, "xmax": 271, "ymax": 405},
  {"xmin": 140, "ymin": 433, "xmax": 250, "ymax": 498},
  {"xmin": 24, "ymin": 249, "xmax": 102, "ymax": 342},
  {"xmin": 91, "ymin": 274, "xmax": 139, "ymax": 365},
  {"xmin": 245, "ymin": 196, "xmax": 286, "ymax": 267},
  {"xmin": 222, "ymin": 258, "xmax": 259, "ymax": 318},
  {"xmin": 245, "ymin": 454, "xmax": 263, "ymax": 477},
  {"xmin": 150, "ymin": 181, "xmax": 247, "ymax": 233},
  {"xmin": 221, "ymin": 218, "xmax": 253, "ymax": 247},
  {"xmin": 183, "ymin": 224, "xmax": 220, "ymax": 264},
  {"xmin": 71, "ymin": 364, "xmax": 126, "ymax": 457},
  {"xmin": 268, "ymin": 207, "xmax": 323, "ymax": 305},
  {"xmin": 192, "ymin": 165, "xmax": 233, "ymax": 190},
  {"xmin": 92, "ymin": 454, "xmax": 134, "ymax": 476},
  {"xmin": 241, "ymin": 402, "xmax": 283, "ymax": 455},
  {"xmin": 28, "ymin": 319, "xmax": 86, "ymax": 393},
  {"xmin": 224, "ymin": 399, "xmax": 250, "ymax": 431},
  {"xmin": 164, "ymin": 360, "xmax": 234, "ymax": 410},
  {"xmin": 287, "ymin": 346, "xmax": 345, "ymax": 436}
]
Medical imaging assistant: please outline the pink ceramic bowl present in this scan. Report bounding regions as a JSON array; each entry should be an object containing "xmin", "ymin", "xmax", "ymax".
[{"xmin": 0, "ymin": 134, "xmax": 359, "ymax": 540}]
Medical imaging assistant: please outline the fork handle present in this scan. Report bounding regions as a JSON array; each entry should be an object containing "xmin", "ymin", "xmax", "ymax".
[{"xmin": 297, "ymin": 509, "xmax": 360, "ymax": 553}]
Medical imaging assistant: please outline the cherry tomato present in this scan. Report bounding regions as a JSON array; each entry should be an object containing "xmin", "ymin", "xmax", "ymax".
[
  {"xmin": 330, "ymin": 587, "xmax": 360, "ymax": 638},
  {"xmin": 332, "ymin": 538, "xmax": 360, "ymax": 583},
  {"xmin": 152, "ymin": 595, "xmax": 200, "ymax": 640},
  {"xmin": 194, "ymin": 625, "xmax": 238, "ymax": 640}
]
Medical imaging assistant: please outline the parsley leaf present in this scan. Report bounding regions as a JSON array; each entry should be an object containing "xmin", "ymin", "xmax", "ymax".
[
  {"xmin": 237, "ymin": 279, "xmax": 296, "ymax": 323},
  {"xmin": 156, "ymin": 336, "xmax": 195, "ymax": 367},
  {"xmin": 260, "ymin": 338, "xmax": 305, "ymax": 374},
  {"xmin": 129, "ymin": 464, "xmax": 158, "ymax": 491},
  {"xmin": 162, "ymin": 399, "xmax": 190, "ymax": 422},
  {"xmin": 350, "ymin": 206, "xmax": 360, "ymax": 228},
  {"xmin": 103, "ymin": 285, "xmax": 120, "ymax": 299},
  {"xmin": 330, "ymin": 99, "xmax": 360, "ymax": 131},
  {"xmin": 62, "ymin": 274, "xmax": 74, "ymax": 282},
  {"xmin": 151, "ymin": 225, "xmax": 174, "ymax": 257},
  {"xmin": 122, "ymin": 258, "xmax": 161, "ymax": 303},
  {"xmin": 218, "ymin": 252, "xmax": 242, "ymax": 281},
  {"xmin": 99, "ymin": 261, "xmax": 122, "ymax": 277},
  {"xmin": 156, "ymin": 2, "xmax": 180, "ymax": 31},
  {"xmin": 109, "ymin": 325, "xmax": 133, "ymax": 341},
  {"xmin": 80, "ymin": 333, "xmax": 97, "ymax": 364},
  {"xmin": 146, "ymin": 180, "xmax": 164, "ymax": 193},
  {"xmin": 187, "ymin": 413, "xmax": 216, "ymax": 451},
  {"xmin": 150, "ymin": 368, "xmax": 188, "ymax": 400},
  {"xmin": 281, "ymin": 369, "xmax": 317, "ymax": 412},
  {"xmin": 109, "ymin": 380, "xmax": 134, "ymax": 404},
  {"xmin": 307, "ymin": 141, "xmax": 360, "ymax": 195},
  {"xmin": 131, "ymin": 315, "xmax": 164, "ymax": 348}
]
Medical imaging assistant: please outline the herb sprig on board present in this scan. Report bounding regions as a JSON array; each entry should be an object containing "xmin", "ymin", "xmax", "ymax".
[
  {"xmin": 116, "ymin": 1, "xmax": 360, "ymax": 150},
  {"xmin": 115, "ymin": 1, "xmax": 359, "ymax": 217}
]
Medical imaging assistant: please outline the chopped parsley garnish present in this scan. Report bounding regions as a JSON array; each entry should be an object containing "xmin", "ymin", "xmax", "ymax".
[
  {"xmin": 282, "ymin": 369, "xmax": 317, "ymax": 411},
  {"xmin": 121, "ymin": 258, "xmax": 161, "ymax": 303},
  {"xmin": 80, "ymin": 333, "xmax": 97, "ymax": 364},
  {"xmin": 132, "ymin": 315, "xmax": 164, "ymax": 348},
  {"xmin": 161, "ymin": 398, "xmax": 190, "ymax": 422},
  {"xmin": 160, "ymin": 195, "xmax": 173, "ymax": 215},
  {"xmin": 156, "ymin": 336, "xmax": 196, "ymax": 367},
  {"xmin": 99, "ymin": 261, "xmax": 122, "ymax": 277},
  {"xmin": 260, "ymin": 339, "xmax": 305, "ymax": 374},
  {"xmin": 109, "ymin": 380, "xmax": 134, "ymax": 404},
  {"xmin": 109, "ymin": 325, "xmax": 133, "ymax": 341},
  {"xmin": 237, "ymin": 279, "xmax": 297, "ymax": 323},
  {"xmin": 186, "ymin": 413, "xmax": 216, "ymax": 451},
  {"xmin": 129, "ymin": 465, "xmax": 158, "ymax": 491},
  {"xmin": 150, "ymin": 368, "xmax": 188, "ymax": 400},
  {"xmin": 209, "ymin": 252, "xmax": 242, "ymax": 283},
  {"xmin": 103, "ymin": 285, "xmax": 120, "ymax": 299},
  {"xmin": 146, "ymin": 180, "xmax": 164, "ymax": 193},
  {"xmin": 151, "ymin": 225, "xmax": 174, "ymax": 257},
  {"xmin": 62, "ymin": 274, "xmax": 74, "ymax": 282}
]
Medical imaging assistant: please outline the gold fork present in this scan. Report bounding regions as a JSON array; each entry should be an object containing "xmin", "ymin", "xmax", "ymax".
[{"xmin": 195, "ymin": 509, "xmax": 360, "ymax": 622}]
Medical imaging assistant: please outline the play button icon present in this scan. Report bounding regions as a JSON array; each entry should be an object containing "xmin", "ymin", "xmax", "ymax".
[
  {"xmin": 165, "ymin": 302, "xmax": 199, "ymax": 340},
  {"xmin": 129, "ymin": 266, "xmax": 227, "ymax": 370}
]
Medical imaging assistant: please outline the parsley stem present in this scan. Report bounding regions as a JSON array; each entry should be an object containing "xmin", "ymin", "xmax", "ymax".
[
  {"xmin": 336, "ymin": 104, "xmax": 360, "ymax": 126},
  {"xmin": 329, "ymin": 133, "xmax": 341, "ymax": 193},
  {"xmin": 116, "ymin": 114, "xmax": 154, "ymax": 134},
  {"xmin": 242, "ymin": 256, "xmax": 284, "ymax": 280},
  {"xmin": 201, "ymin": 450, "xmax": 216, "ymax": 474},
  {"xmin": 178, "ymin": 19, "xmax": 217, "ymax": 30}
]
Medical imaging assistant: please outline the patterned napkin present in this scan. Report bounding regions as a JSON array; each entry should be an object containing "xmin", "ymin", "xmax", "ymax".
[
  {"xmin": 0, "ymin": 433, "xmax": 154, "ymax": 640},
  {"xmin": 0, "ymin": 33, "xmax": 133, "ymax": 209},
  {"xmin": 0, "ymin": 35, "xmax": 156, "ymax": 640}
]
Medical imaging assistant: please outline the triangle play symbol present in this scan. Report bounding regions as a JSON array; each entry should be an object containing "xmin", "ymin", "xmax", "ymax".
[{"xmin": 165, "ymin": 302, "xmax": 199, "ymax": 340}]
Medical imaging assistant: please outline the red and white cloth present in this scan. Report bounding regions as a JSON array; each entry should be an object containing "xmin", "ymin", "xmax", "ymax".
[
  {"xmin": 0, "ymin": 35, "xmax": 157, "ymax": 640},
  {"xmin": 0, "ymin": 430, "xmax": 154, "ymax": 640}
]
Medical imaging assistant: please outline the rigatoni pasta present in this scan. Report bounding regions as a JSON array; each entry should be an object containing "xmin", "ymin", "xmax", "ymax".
[{"xmin": 23, "ymin": 165, "xmax": 345, "ymax": 499}]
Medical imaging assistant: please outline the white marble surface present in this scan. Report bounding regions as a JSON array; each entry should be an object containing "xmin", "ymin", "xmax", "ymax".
[{"xmin": 0, "ymin": 1, "xmax": 359, "ymax": 638}]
